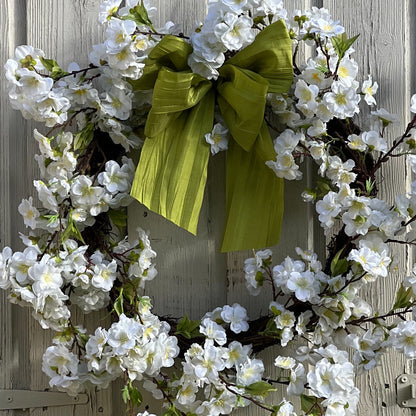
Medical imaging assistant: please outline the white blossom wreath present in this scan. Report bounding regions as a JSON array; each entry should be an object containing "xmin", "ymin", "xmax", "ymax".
[{"xmin": 3, "ymin": 1, "xmax": 416, "ymax": 416}]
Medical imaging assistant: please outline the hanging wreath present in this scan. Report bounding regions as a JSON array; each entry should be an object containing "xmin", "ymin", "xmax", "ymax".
[{"xmin": 3, "ymin": 1, "xmax": 416, "ymax": 415}]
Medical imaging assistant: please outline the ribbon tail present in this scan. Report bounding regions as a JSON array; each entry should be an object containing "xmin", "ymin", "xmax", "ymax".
[
  {"xmin": 221, "ymin": 122, "xmax": 284, "ymax": 252},
  {"xmin": 130, "ymin": 89, "xmax": 215, "ymax": 235}
]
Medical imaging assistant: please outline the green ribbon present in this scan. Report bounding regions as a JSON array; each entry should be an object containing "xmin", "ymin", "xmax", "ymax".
[{"xmin": 130, "ymin": 20, "xmax": 293, "ymax": 252}]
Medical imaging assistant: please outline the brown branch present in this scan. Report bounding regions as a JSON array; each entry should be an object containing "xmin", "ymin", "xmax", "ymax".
[
  {"xmin": 219, "ymin": 375, "xmax": 275, "ymax": 413},
  {"xmin": 370, "ymin": 113, "xmax": 416, "ymax": 176}
]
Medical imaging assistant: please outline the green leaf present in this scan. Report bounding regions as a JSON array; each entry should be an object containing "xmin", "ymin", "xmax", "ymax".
[
  {"xmin": 121, "ymin": 385, "xmax": 130, "ymax": 404},
  {"xmin": 393, "ymin": 284, "xmax": 413, "ymax": 310},
  {"xmin": 245, "ymin": 381, "xmax": 276, "ymax": 397},
  {"xmin": 128, "ymin": 384, "xmax": 142, "ymax": 406},
  {"xmin": 330, "ymin": 249, "xmax": 349, "ymax": 277},
  {"xmin": 255, "ymin": 270, "xmax": 265, "ymax": 286},
  {"xmin": 114, "ymin": 289, "xmax": 124, "ymax": 316},
  {"xmin": 44, "ymin": 213, "xmax": 59, "ymax": 225},
  {"xmin": 271, "ymin": 403, "xmax": 287, "ymax": 416},
  {"xmin": 77, "ymin": 332, "xmax": 89, "ymax": 346},
  {"xmin": 175, "ymin": 314, "xmax": 201, "ymax": 339},
  {"xmin": 259, "ymin": 318, "xmax": 281, "ymax": 338},
  {"xmin": 331, "ymin": 33, "xmax": 360, "ymax": 60},
  {"xmin": 316, "ymin": 178, "xmax": 334, "ymax": 197},
  {"xmin": 406, "ymin": 138, "xmax": 416, "ymax": 150},
  {"xmin": 108, "ymin": 208, "xmax": 127, "ymax": 233},
  {"xmin": 39, "ymin": 57, "xmax": 69, "ymax": 79},
  {"xmin": 123, "ymin": 282, "xmax": 137, "ymax": 305},
  {"xmin": 253, "ymin": 16, "xmax": 266, "ymax": 26},
  {"xmin": 365, "ymin": 178, "xmax": 376, "ymax": 195},
  {"xmin": 301, "ymin": 394, "xmax": 322, "ymax": 415},
  {"xmin": 162, "ymin": 405, "xmax": 182, "ymax": 416},
  {"xmin": 122, "ymin": 1, "xmax": 154, "ymax": 29},
  {"xmin": 74, "ymin": 123, "xmax": 95, "ymax": 152},
  {"xmin": 61, "ymin": 210, "xmax": 85, "ymax": 244},
  {"xmin": 40, "ymin": 57, "xmax": 58, "ymax": 72},
  {"xmin": 54, "ymin": 327, "xmax": 75, "ymax": 343}
]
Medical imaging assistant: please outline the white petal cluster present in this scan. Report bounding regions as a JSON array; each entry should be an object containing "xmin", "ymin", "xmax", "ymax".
[
  {"xmin": 243, "ymin": 248, "xmax": 272, "ymax": 295},
  {"xmin": 205, "ymin": 122, "xmax": 229, "ymax": 154},
  {"xmin": 188, "ymin": 0, "xmax": 285, "ymax": 79},
  {"xmin": 4, "ymin": 45, "xmax": 70, "ymax": 126}
]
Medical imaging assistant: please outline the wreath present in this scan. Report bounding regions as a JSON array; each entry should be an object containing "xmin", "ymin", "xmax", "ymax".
[{"xmin": 3, "ymin": 1, "xmax": 416, "ymax": 415}]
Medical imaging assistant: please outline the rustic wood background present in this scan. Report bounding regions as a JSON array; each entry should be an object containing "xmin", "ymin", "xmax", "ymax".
[{"xmin": 0, "ymin": 1, "xmax": 415, "ymax": 415}]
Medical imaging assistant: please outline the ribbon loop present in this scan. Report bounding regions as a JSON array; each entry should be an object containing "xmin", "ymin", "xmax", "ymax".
[
  {"xmin": 145, "ymin": 68, "xmax": 212, "ymax": 137},
  {"xmin": 130, "ymin": 35, "xmax": 192, "ymax": 90}
]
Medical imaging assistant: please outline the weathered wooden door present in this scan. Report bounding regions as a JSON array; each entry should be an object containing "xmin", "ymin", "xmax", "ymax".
[{"xmin": 0, "ymin": 1, "xmax": 415, "ymax": 415}]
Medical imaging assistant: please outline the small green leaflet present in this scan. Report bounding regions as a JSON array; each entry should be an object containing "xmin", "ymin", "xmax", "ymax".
[
  {"xmin": 365, "ymin": 178, "xmax": 376, "ymax": 195},
  {"xmin": 331, "ymin": 33, "xmax": 360, "ymax": 60},
  {"xmin": 121, "ymin": 385, "xmax": 130, "ymax": 404},
  {"xmin": 175, "ymin": 314, "xmax": 201, "ymax": 339},
  {"xmin": 61, "ymin": 210, "xmax": 85, "ymax": 244},
  {"xmin": 44, "ymin": 213, "xmax": 59, "ymax": 225},
  {"xmin": 259, "ymin": 318, "xmax": 281, "ymax": 338},
  {"xmin": 161, "ymin": 405, "xmax": 183, "ymax": 416},
  {"xmin": 255, "ymin": 270, "xmax": 264, "ymax": 286},
  {"xmin": 121, "ymin": 383, "xmax": 142, "ymax": 408},
  {"xmin": 74, "ymin": 123, "xmax": 95, "ymax": 152},
  {"xmin": 330, "ymin": 248, "xmax": 349, "ymax": 277},
  {"xmin": 108, "ymin": 208, "xmax": 127, "ymax": 233},
  {"xmin": 129, "ymin": 385, "xmax": 142, "ymax": 407},
  {"xmin": 122, "ymin": 281, "xmax": 137, "ymax": 305},
  {"xmin": 39, "ymin": 57, "xmax": 69, "ymax": 80},
  {"xmin": 393, "ymin": 284, "xmax": 413, "ymax": 310},
  {"xmin": 122, "ymin": 1, "xmax": 155, "ymax": 30},
  {"xmin": 245, "ymin": 381, "xmax": 276, "ymax": 397},
  {"xmin": 301, "ymin": 394, "xmax": 322, "ymax": 415},
  {"xmin": 114, "ymin": 288, "xmax": 124, "ymax": 316}
]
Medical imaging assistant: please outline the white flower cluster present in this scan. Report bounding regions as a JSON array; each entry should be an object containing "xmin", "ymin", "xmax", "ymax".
[
  {"xmin": 0, "ymin": 219, "xmax": 156, "ymax": 330},
  {"xmin": 3, "ymin": 1, "xmax": 164, "ymax": 150},
  {"xmin": 42, "ymin": 304, "xmax": 179, "ymax": 394},
  {"xmin": 188, "ymin": 0, "xmax": 287, "ymax": 79},
  {"xmin": 5, "ymin": 45, "xmax": 71, "ymax": 127},
  {"xmin": 242, "ymin": 239, "xmax": 416, "ymax": 412},
  {"xmin": 20, "ymin": 129, "xmax": 136, "ymax": 233}
]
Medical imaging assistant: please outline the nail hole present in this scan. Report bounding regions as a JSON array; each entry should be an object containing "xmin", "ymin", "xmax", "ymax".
[
  {"xmin": 381, "ymin": 402, "xmax": 387, "ymax": 408},
  {"xmin": 385, "ymin": 383, "xmax": 389, "ymax": 389}
]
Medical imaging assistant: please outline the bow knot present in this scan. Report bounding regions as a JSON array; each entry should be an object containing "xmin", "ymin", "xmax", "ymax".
[{"xmin": 130, "ymin": 20, "xmax": 293, "ymax": 252}]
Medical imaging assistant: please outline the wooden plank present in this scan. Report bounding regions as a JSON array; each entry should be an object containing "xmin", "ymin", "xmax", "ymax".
[
  {"xmin": 1, "ymin": 2, "xmax": 31, "ymax": 416},
  {"xmin": 322, "ymin": 1, "xmax": 414, "ymax": 415}
]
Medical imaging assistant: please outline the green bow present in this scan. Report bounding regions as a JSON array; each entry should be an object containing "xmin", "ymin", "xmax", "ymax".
[{"xmin": 130, "ymin": 20, "xmax": 293, "ymax": 252}]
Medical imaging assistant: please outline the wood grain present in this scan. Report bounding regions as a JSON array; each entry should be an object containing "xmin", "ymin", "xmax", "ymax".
[
  {"xmin": 1, "ymin": 1, "xmax": 31, "ymax": 416},
  {"xmin": 323, "ymin": 1, "xmax": 414, "ymax": 415}
]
